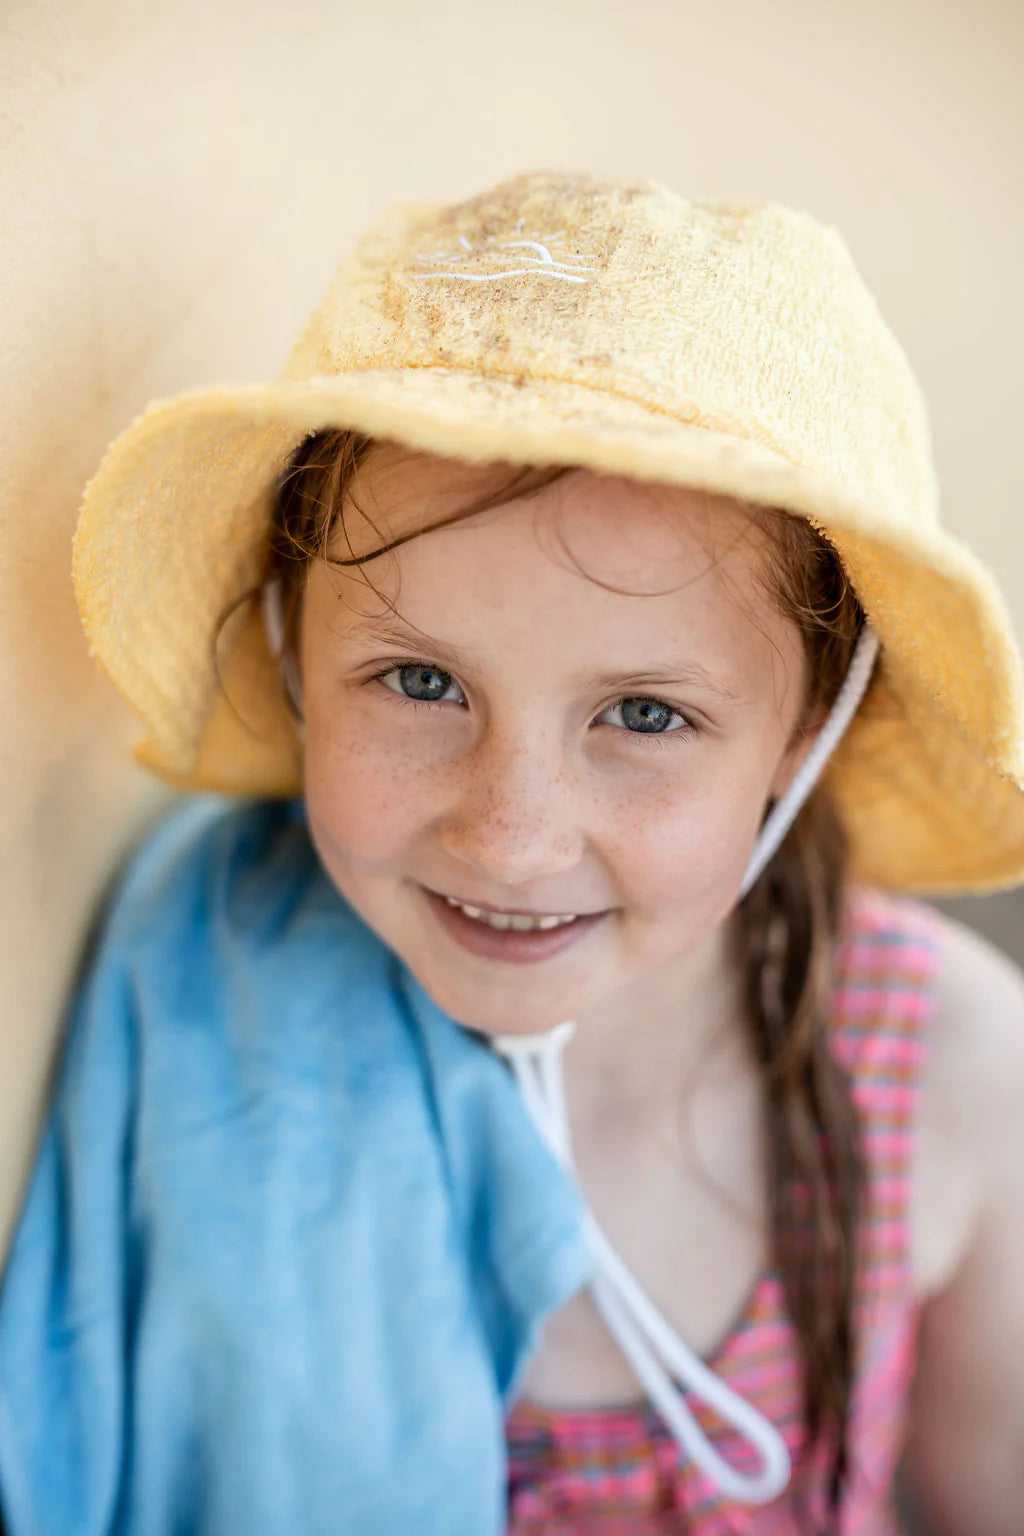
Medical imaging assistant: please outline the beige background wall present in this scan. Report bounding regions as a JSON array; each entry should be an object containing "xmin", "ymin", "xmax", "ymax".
[{"xmin": 2, "ymin": 0, "xmax": 1022, "ymax": 1251}]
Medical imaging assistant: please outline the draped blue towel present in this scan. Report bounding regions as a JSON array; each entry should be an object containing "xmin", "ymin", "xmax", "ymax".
[{"xmin": 0, "ymin": 797, "xmax": 591, "ymax": 1535}]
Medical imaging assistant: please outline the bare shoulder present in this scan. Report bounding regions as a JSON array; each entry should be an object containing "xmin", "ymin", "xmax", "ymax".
[
  {"xmin": 927, "ymin": 905, "xmax": 1024, "ymax": 1094},
  {"xmin": 903, "ymin": 908, "xmax": 1024, "ymax": 1530},
  {"xmin": 911, "ymin": 902, "xmax": 1024, "ymax": 1296}
]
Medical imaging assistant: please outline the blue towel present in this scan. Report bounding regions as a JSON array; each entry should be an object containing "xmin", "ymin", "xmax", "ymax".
[{"xmin": 0, "ymin": 797, "xmax": 591, "ymax": 1535}]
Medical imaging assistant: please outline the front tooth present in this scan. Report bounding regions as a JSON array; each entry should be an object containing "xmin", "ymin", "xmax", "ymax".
[{"xmin": 443, "ymin": 897, "xmax": 582, "ymax": 931}]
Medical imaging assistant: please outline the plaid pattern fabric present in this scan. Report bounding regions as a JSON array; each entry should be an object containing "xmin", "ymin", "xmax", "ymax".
[{"xmin": 505, "ymin": 884, "xmax": 942, "ymax": 1534}]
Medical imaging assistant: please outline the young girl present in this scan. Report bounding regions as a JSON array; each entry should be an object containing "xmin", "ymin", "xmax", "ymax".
[{"xmin": 2, "ymin": 170, "xmax": 1024, "ymax": 1536}]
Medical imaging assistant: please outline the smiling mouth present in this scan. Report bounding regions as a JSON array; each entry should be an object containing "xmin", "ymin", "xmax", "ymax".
[
  {"xmin": 420, "ymin": 884, "xmax": 610, "ymax": 963},
  {"xmin": 436, "ymin": 894, "xmax": 581, "ymax": 932}
]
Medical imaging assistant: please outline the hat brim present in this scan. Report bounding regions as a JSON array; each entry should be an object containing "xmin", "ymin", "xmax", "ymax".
[{"xmin": 73, "ymin": 367, "xmax": 1024, "ymax": 894}]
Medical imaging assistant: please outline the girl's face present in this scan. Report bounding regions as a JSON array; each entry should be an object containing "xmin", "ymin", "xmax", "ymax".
[{"xmin": 300, "ymin": 446, "xmax": 817, "ymax": 1037}]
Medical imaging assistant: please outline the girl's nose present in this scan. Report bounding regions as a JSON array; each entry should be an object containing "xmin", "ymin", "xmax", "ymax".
[{"xmin": 438, "ymin": 736, "xmax": 585, "ymax": 889}]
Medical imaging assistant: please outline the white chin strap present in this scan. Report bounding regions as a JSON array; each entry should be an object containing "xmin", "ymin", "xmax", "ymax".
[{"xmin": 493, "ymin": 625, "xmax": 879, "ymax": 1507}]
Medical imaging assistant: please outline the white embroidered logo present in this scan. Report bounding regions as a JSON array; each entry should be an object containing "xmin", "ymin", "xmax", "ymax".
[{"xmin": 409, "ymin": 218, "xmax": 596, "ymax": 286}]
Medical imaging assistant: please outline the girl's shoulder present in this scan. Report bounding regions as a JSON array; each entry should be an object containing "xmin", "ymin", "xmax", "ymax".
[
  {"xmin": 915, "ymin": 898, "xmax": 1024, "ymax": 1273},
  {"xmin": 833, "ymin": 881, "xmax": 1024, "ymax": 1169},
  {"xmin": 827, "ymin": 883, "xmax": 1024, "ymax": 1310},
  {"xmin": 850, "ymin": 885, "xmax": 1024, "ymax": 1300},
  {"xmin": 901, "ymin": 905, "xmax": 1024, "ymax": 1512},
  {"xmin": 846, "ymin": 884, "xmax": 1024, "ymax": 1129}
]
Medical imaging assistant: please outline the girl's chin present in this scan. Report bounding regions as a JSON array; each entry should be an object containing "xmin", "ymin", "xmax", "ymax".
[
  {"xmin": 422, "ymin": 978, "xmax": 587, "ymax": 1039},
  {"xmin": 408, "ymin": 957, "xmax": 601, "ymax": 1039}
]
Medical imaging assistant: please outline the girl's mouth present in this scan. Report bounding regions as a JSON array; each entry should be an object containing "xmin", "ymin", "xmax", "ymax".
[{"xmin": 420, "ymin": 886, "xmax": 610, "ymax": 963}]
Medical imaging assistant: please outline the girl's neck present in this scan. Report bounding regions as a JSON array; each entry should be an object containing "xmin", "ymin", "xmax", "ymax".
[{"xmin": 563, "ymin": 908, "xmax": 751, "ymax": 1121}]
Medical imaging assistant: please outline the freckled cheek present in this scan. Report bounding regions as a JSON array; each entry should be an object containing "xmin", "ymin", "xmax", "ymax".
[
  {"xmin": 600, "ymin": 771, "xmax": 760, "ymax": 918},
  {"xmin": 302, "ymin": 715, "xmax": 447, "ymax": 867}
]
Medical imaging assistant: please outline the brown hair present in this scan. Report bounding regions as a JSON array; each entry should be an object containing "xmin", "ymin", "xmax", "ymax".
[{"xmin": 257, "ymin": 427, "xmax": 867, "ymax": 1529}]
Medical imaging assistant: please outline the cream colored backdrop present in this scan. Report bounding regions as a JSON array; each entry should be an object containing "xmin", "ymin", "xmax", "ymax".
[{"xmin": 2, "ymin": 0, "xmax": 1022, "ymax": 1252}]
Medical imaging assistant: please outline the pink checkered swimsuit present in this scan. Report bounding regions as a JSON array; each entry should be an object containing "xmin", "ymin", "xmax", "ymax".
[{"xmin": 505, "ymin": 885, "xmax": 942, "ymax": 1534}]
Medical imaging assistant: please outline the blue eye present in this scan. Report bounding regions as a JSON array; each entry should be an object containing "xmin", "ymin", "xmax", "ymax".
[
  {"xmin": 600, "ymin": 697, "xmax": 695, "ymax": 737},
  {"xmin": 376, "ymin": 663, "xmax": 464, "ymax": 706}
]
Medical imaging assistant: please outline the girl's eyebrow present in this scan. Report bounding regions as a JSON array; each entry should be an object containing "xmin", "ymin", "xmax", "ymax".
[
  {"xmin": 346, "ymin": 614, "xmax": 745, "ymax": 703},
  {"xmin": 585, "ymin": 664, "xmax": 744, "ymax": 704}
]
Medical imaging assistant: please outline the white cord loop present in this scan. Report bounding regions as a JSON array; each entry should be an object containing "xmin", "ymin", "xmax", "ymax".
[{"xmin": 493, "ymin": 1026, "xmax": 792, "ymax": 1504}]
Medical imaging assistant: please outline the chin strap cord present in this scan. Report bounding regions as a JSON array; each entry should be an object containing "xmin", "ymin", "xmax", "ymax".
[
  {"xmin": 493, "ymin": 1023, "xmax": 792, "ymax": 1504},
  {"xmin": 739, "ymin": 626, "xmax": 880, "ymax": 897},
  {"xmin": 493, "ymin": 624, "xmax": 880, "ymax": 1506}
]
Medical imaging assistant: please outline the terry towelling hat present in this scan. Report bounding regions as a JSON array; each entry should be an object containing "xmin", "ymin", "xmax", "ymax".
[{"xmin": 73, "ymin": 170, "xmax": 1024, "ymax": 893}]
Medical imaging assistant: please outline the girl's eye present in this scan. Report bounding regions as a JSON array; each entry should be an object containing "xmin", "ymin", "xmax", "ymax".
[
  {"xmin": 598, "ymin": 696, "xmax": 697, "ymax": 738},
  {"xmin": 375, "ymin": 663, "xmax": 465, "ymax": 706}
]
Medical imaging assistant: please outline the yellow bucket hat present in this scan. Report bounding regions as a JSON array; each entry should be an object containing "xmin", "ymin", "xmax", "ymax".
[{"xmin": 73, "ymin": 169, "xmax": 1024, "ymax": 894}]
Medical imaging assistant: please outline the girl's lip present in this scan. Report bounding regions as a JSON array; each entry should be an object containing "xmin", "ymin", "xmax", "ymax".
[{"xmin": 420, "ymin": 886, "xmax": 610, "ymax": 964}]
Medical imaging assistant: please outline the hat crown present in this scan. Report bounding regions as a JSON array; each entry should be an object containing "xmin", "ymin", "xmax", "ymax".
[{"xmin": 283, "ymin": 170, "xmax": 938, "ymax": 527}]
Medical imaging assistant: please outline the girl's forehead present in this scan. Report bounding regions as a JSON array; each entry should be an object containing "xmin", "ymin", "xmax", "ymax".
[{"xmin": 336, "ymin": 447, "xmax": 769, "ymax": 593}]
